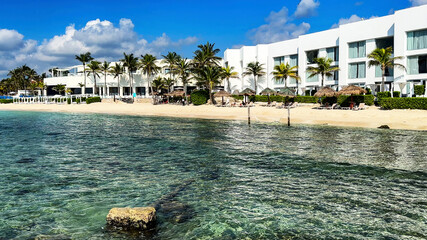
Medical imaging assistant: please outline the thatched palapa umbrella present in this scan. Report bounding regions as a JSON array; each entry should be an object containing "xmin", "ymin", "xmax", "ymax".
[
  {"xmin": 214, "ymin": 90, "xmax": 232, "ymax": 105},
  {"xmin": 239, "ymin": 88, "xmax": 255, "ymax": 103},
  {"xmin": 277, "ymin": 87, "xmax": 296, "ymax": 97},
  {"xmin": 260, "ymin": 88, "xmax": 277, "ymax": 104},
  {"xmin": 314, "ymin": 87, "xmax": 337, "ymax": 97},
  {"xmin": 338, "ymin": 85, "xmax": 367, "ymax": 109}
]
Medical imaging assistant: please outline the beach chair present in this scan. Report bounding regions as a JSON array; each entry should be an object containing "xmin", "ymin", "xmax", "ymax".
[
  {"xmin": 290, "ymin": 102, "xmax": 299, "ymax": 108},
  {"xmin": 269, "ymin": 101, "xmax": 277, "ymax": 107},
  {"xmin": 353, "ymin": 103, "xmax": 366, "ymax": 111},
  {"xmin": 326, "ymin": 103, "xmax": 337, "ymax": 110}
]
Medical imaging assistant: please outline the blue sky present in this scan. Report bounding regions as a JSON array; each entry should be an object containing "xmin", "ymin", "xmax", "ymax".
[{"xmin": 0, "ymin": 0, "xmax": 424, "ymax": 76}]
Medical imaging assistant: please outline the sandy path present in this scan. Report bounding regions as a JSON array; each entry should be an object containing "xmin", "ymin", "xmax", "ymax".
[{"xmin": 1, "ymin": 103, "xmax": 426, "ymax": 131}]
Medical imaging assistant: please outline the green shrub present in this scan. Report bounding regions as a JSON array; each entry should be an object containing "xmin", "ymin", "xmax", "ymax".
[
  {"xmin": 232, "ymin": 95, "xmax": 243, "ymax": 100},
  {"xmin": 76, "ymin": 98, "xmax": 81, "ymax": 104},
  {"xmin": 380, "ymin": 97, "xmax": 427, "ymax": 110},
  {"xmin": 377, "ymin": 91, "xmax": 391, "ymax": 99},
  {"xmin": 190, "ymin": 90, "xmax": 209, "ymax": 105},
  {"xmin": 365, "ymin": 88, "xmax": 372, "ymax": 95},
  {"xmin": 86, "ymin": 96, "xmax": 101, "ymax": 104},
  {"xmin": 67, "ymin": 98, "xmax": 71, "ymax": 104},
  {"xmin": 321, "ymin": 97, "xmax": 337, "ymax": 105},
  {"xmin": 337, "ymin": 95, "xmax": 375, "ymax": 107},
  {"xmin": 294, "ymin": 96, "xmax": 317, "ymax": 103},
  {"xmin": 393, "ymin": 91, "xmax": 400, "ymax": 98},
  {"xmin": 0, "ymin": 99, "xmax": 13, "ymax": 104},
  {"xmin": 305, "ymin": 90, "xmax": 310, "ymax": 96},
  {"xmin": 414, "ymin": 85, "xmax": 425, "ymax": 96}
]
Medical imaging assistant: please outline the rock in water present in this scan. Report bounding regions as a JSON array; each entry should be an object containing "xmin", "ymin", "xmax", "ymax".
[
  {"xmin": 106, "ymin": 207, "xmax": 156, "ymax": 230},
  {"xmin": 378, "ymin": 125, "xmax": 390, "ymax": 129}
]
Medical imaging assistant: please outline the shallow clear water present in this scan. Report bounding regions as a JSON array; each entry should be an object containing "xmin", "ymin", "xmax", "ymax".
[{"xmin": 0, "ymin": 111, "xmax": 426, "ymax": 239}]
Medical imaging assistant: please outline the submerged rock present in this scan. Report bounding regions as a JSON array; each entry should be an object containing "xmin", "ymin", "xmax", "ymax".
[
  {"xmin": 106, "ymin": 207, "xmax": 156, "ymax": 230},
  {"xmin": 378, "ymin": 125, "xmax": 391, "ymax": 129}
]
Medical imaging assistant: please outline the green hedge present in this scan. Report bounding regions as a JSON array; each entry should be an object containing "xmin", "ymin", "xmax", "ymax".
[
  {"xmin": 191, "ymin": 90, "xmax": 209, "ymax": 105},
  {"xmin": 337, "ymin": 95, "xmax": 375, "ymax": 107},
  {"xmin": 320, "ymin": 97, "xmax": 337, "ymax": 105},
  {"xmin": 377, "ymin": 91, "xmax": 391, "ymax": 99},
  {"xmin": 86, "ymin": 96, "xmax": 101, "ymax": 104},
  {"xmin": 380, "ymin": 97, "xmax": 427, "ymax": 110},
  {"xmin": 414, "ymin": 85, "xmax": 425, "ymax": 96},
  {"xmin": 393, "ymin": 91, "xmax": 400, "ymax": 98},
  {"xmin": 0, "ymin": 99, "xmax": 13, "ymax": 104},
  {"xmin": 294, "ymin": 96, "xmax": 317, "ymax": 103}
]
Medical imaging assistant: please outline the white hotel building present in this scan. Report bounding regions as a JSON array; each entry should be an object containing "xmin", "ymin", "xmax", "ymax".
[
  {"xmin": 223, "ymin": 5, "xmax": 427, "ymax": 96},
  {"xmin": 45, "ymin": 5, "xmax": 427, "ymax": 97}
]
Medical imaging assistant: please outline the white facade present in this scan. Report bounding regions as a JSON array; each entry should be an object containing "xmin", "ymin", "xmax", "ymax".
[
  {"xmin": 44, "ymin": 60, "xmax": 203, "ymax": 97},
  {"xmin": 224, "ymin": 5, "xmax": 427, "ymax": 96}
]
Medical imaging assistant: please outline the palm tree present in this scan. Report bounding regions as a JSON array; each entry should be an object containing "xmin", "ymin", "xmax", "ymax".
[
  {"xmin": 194, "ymin": 66, "xmax": 223, "ymax": 104},
  {"xmin": 242, "ymin": 62, "xmax": 266, "ymax": 94},
  {"xmin": 100, "ymin": 61, "xmax": 111, "ymax": 96},
  {"xmin": 152, "ymin": 76, "xmax": 166, "ymax": 94},
  {"xmin": 368, "ymin": 47, "xmax": 406, "ymax": 92},
  {"xmin": 221, "ymin": 66, "xmax": 238, "ymax": 92},
  {"xmin": 121, "ymin": 53, "xmax": 138, "ymax": 99},
  {"xmin": 53, "ymin": 84, "xmax": 66, "ymax": 95},
  {"xmin": 164, "ymin": 78, "xmax": 174, "ymax": 93},
  {"xmin": 162, "ymin": 52, "xmax": 181, "ymax": 91},
  {"xmin": 176, "ymin": 58, "xmax": 192, "ymax": 103},
  {"xmin": 86, "ymin": 60, "xmax": 101, "ymax": 96},
  {"xmin": 306, "ymin": 57, "xmax": 340, "ymax": 87},
  {"xmin": 139, "ymin": 54, "xmax": 160, "ymax": 97},
  {"xmin": 110, "ymin": 63, "xmax": 124, "ymax": 97},
  {"xmin": 271, "ymin": 63, "xmax": 300, "ymax": 89},
  {"xmin": 193, "ymin": 42, "xmax": 221, "ymax": 68},
  {"xmin": 75, "ymin": 52, "xmax": 94, "ymax": 94}
]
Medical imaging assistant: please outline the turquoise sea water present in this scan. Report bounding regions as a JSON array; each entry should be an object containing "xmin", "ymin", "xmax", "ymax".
[{"xmin": 0, "ymin": 111, "xmax": 426, "ymax": 239}]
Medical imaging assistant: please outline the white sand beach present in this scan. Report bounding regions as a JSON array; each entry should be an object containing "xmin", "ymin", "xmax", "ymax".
[{"xmin": 0, "ymin": 103, "xmax": 426, "ymax": 131}]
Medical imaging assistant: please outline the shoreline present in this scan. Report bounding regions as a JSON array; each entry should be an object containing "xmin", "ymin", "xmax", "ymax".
[{"xmin": 1, "ymin": 103, "xmax": 426, "ymax": 131}]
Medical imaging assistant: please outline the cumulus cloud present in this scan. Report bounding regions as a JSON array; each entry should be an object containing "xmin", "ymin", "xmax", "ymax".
[
  {"xmin": 410, "ymin": 0, "xmax": 427, "ymax": 6},
  {"xmin": 0, "ymin": 29, "xmax": 24, "ymax": 51},
  {"xmin": 331, "ymin": 15, "xmax": 377, "ymax": 28},
  {"xmin": 294, "ymin": 0, "xmax": 320, "ymax": 18},
  {"xmin": 0, "ymin": 18, "xmax": 198, "ymax": 76},
  {"xmin": 248, "ymin": 7, "xmax": 310, "ymax": 44}
]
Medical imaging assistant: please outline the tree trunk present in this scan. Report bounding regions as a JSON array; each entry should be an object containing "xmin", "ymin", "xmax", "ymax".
[
  {"xmin": 284, "ymin": 77, "xmax": 287, "ymax": 88},
  {"xmin": 321, "ymin": 74, "xmax": 324, "ymax": 87},
  {"xmin": 381, "ymin": 67, "xmax": 385, "ymax": 93},
  {"xmin": 93, "ymin": 73, "xmax": 97, "ymax": 96},
  {"xmin": 227, "ymin": 78, "xmax": 231, "ymax": 92},
  {"xmin": 210, "ymin": 82, "xmax": 214, "ymax": 104},
  {"xmin": 184, "ymin": 83, "xmax": 188, "ymax": 105},
  {"xmin": 296, "ymin": 80, "xmax": 299, "ymax": 96},
  {"xmin": 254, "ymin": 74, "xmax": 257, "ymax": 94},
  {"xmin": 104, "ymin": 72, "xmax": 107, "ymax": 97},
  {"xmin": 117, "ymin": 76, "xmax": 120, "ymax": 98},
  {"xmin": 83, "ymin": 64, "xmax": 86, "ymax": 95}
]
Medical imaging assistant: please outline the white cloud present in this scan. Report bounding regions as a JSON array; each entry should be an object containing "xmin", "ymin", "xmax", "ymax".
[
  {"xmin": 248, "ymin": 7, "xmax": 310, "ymax": 44},
  {"xmin": 295, "ymin": 0, "xmax": 320, "ymax": 18},
  {"xmin": 0, "ymin": 18, "xmax": 198, "ymax": 76},
  {"xmin": 331, "ymin": 15, "xmax": 377, "ymax": 28},
  {"xmin": 410, "ymin": 0, "xmax": 427, "ymax": 6},
  {"xmin": 0, "ymin": 29, "xmax": 24, "ymax": 51}
]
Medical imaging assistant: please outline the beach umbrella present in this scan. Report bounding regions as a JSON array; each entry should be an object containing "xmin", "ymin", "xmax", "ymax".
[
  {"xmin": 260, "ymin": 88, "xmax": 277, "ymax": 104},
  {"xmin": 277, "ymin": 87, "xmax": 296, "ymax": 97},
  {"xmin": 338, "ymin": 85, "xmax": 367, "ymax": 109},
  {"xmin": 166, "ymin": 90, "xmax": 185, "ymax": 97},
  {"xmin": 214, "ymin": 90, "xmax": 231, "ymax": 105},
  {"xmin": 232, "ymin": 90, "xmax": 240, "ymax": 95},
  {"xmin": 314, "ymin": 87, "xmax": 337, "ymax": 97},
  {"xmin": 239, "ymin": 88, "xmax": 255, "ymax": 103},
  {"xmin": 337, "ymin": 85, "xmax": 367, "ymax": 95}
]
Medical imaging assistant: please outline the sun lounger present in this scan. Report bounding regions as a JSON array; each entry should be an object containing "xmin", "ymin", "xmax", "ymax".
[
  {"xmin": 326, "ymin": 103, "xmax": 337, "ymax": 110},
  {"xmin": 353, "ymin": 103, "xmax": 366, "ymax": 111},
  {"xmin": 290, "ymin": 102, "xmax": 299, "ymax": 108}
]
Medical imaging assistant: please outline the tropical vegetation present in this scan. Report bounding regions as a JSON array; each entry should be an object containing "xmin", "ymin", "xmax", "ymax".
[
  {"xmin": 306, "ymin": 57, "xmax": 339, "ymax": 87},
  {"xmin": 242, "ymin": 62, "xmax": 265, "ymax": 94}
]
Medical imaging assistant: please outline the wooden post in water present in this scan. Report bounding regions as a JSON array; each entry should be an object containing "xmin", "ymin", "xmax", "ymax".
[
  {"xmin": 248, "ymin": 106, "xmax": 251, "ymax": 125},
  {"xmin": 287, "ymin": 106, "xmax": 291, "ymax": 126}
]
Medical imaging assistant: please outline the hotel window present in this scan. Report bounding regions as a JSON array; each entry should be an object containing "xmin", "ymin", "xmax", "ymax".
[
  {"xmin": 375, "ymin": 66, "xmax": 394, "ymax": 77},
  {"xmin": 407, "ymin": 55, "xmax": 427, "ymax": 75},
  {"xmin": 348, "ymin": 41, "xmax": 366, "ymax": 59},
  {"xmin": 326, "ymin": 47, "xmax": 339, "ymax": 61},
  {"xmin": 306, "ymin": 50, "xmax": 319, "ymax": 64},
  {"xmin": 407, "ymin": 29, "xmax": 427, "ymax": 50},
  {"xmin": 306, "ymin": 73, "xmax": 318, "ymax": 83},
  {"xmin": 376, "ymin": 37, "xmax": 394, "ymax": 50},
  {"xmin": 289, "ymin": 54, "xmax": 298, "ymax": 67},
  {"xmin": 348, "ymin": 62, "xmax": 366, "ymax": 79},
  {"xmin": 327, "ymin": 66, "xmax": 339, "ymax": 81},
  {"xmin": 273, "ymin": 56, "xmax": 285, "ymax": 66}
]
